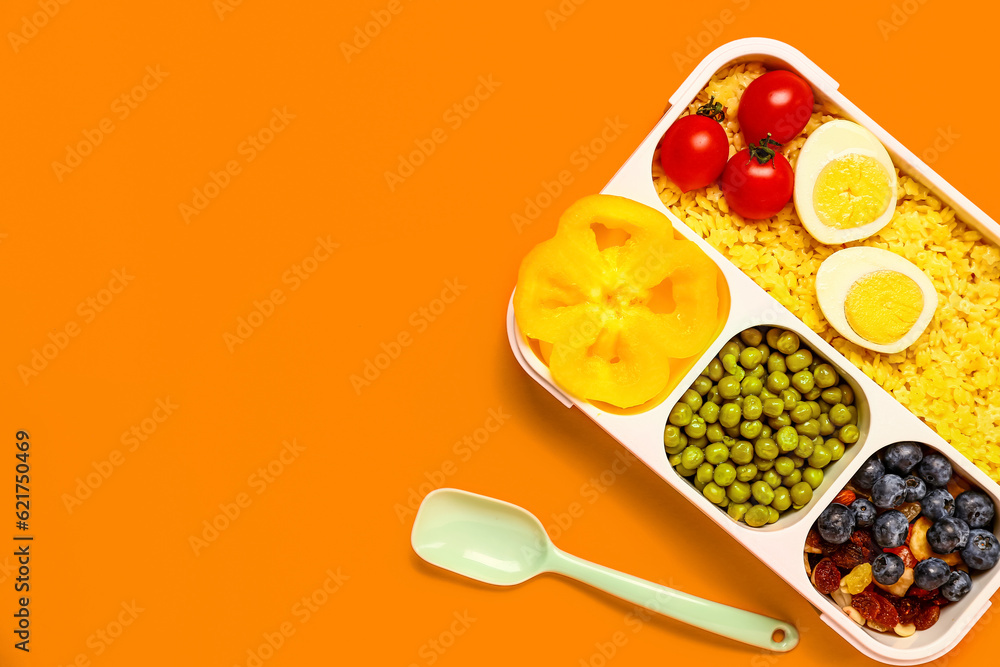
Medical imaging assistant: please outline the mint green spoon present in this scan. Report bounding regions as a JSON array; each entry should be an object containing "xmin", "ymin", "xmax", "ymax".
[{"xmin": 411, "ymin": 488, "xmax": 797, "ymax": 652}]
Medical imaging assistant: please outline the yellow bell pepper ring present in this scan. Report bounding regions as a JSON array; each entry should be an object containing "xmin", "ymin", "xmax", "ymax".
[{"xmin": 514, "ymin": 194, "xmax": 724, "ymax": 409}]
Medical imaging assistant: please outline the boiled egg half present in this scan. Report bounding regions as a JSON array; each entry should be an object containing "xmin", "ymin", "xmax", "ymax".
[
  {"xmin": 795, "ymin": 120, "xmax": 897, "ymax": 244},
  {"xmin": 816, "ymin": 247, "xmax": 937, "ymax": 353}
]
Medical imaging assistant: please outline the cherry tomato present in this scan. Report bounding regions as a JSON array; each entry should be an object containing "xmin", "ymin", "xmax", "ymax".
[
  {"xmin": 720, "ymin": 140, "xmax": 794, "ymax": 220},
  {"xmin": 738, "ymin": 70, "xmax": 814, "ymax": 146},
  {"xmin": 659, "ymin": 114, "xmax": 728, "ymax": 193}
]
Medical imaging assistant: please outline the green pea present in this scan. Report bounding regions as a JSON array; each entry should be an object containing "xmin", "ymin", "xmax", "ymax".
[
  {"xmin": 817, "ymin": 414, "xmax": 835, "ymax": 436},
  {"xmin": 688, "ymin": 436, "xmax": 709, "ymax": 449},
  {"xmin": 789, "ymin": 453, "xmax": 805, "ymax": 467},
  {"xmin": 738, "ymin": 347, "xmax": 761, "ymax": 370},
  {"xmin": 811, "ymin": 435, "xmax": 824, "ymax": 447},
  {"xmin": 698, "ymin": 401, "xmax": 720, "ymax": 424},
  {"xmin": 807, "ymin": 401, "xmax": 821, "ymax": 419},
  {"xmin": 717, "ymin": 496, "xmax": 730, "ymax": 509},
  {"xmin": 726, "ymin": 480, "xmax": 750, "ymax": 504},
  {"xmin": 694, "ymin": 477, "xmax": 707, "ymax": 492},
  {"xmin": 705, "ymin": 423, "xmax": 725, "ymax": 443},
  {"xmin": 719, "ymin": 403, "xmax": 742, "ymax": 428},
  {"xmin": 681, "ymin": 445, "xmax": 704, "ymax": 469},
  {"xmin": 790, "ymin": 481, "xmax": 814, "ymax": 505},
  {"xmin": 762, "ymin": 469, "xmax": 782, "ymax": 489},
  {"xmin": 753, "ymin": 456, "xmax": 774, "ymax": 471},
  {"xmin": 740, "ymin": 328, "xmax": 763, "ymax": 347},
  {"xmin": 839, "ymin": 383, "xmax": 855, "ymax": 405},
  {"xmin": 740, "ymin": 376, "xmax": 762, "ymax": 397},
  {"xmin": 742, "ymin": 395, "xmax": 763, "ymax": 420},
  {"xmin": 766, "ymin": 371, "xmax": 790, "ymax": 393},
  {"xmin": 718, "ymin": 377, "xmax": 741, "ymax": 400},
  {"xmin": 740, "ymin": 419, "xmax": 763, "ymax": 440},
  {"xmin": 769, "ymin": 414, "xmax": 792, "ymax": 429},
  {"xmin": 828, "ymin": 438, "xmax": 845, "ymax": 461},
  {"xmin": 804, "ymin": 387, "xmax": 822, "ymax": 401},
  {"xmin": 706, "ymin": 358, "xmax": 724, "ymax": 382},
  {"xmin": 703, "ymin": 482, "xmax": 726, "ymax": 505},
  {"xmin": 729, "ymin": 440, "xmax": 753, "ymax": 465},
  {"xmin": 752, "ymin": 481, "xmax": 775, "ymax": 505},
  {"xmin": 695, "ymin": 463, "xmax": 715, "ymax": 485},
  {"xmin": 724, "ymin": 426, "xmax": 741, "ymax": 439},
  {"xmin": 783, "ymin": 469, "xmax": 803, "ymax": 487},
  {"xmin": 813, "ymin": 364, "xmax": 838, "ymax": 388},
  {"xmin": 771, "ymin": 486, "xmax": 792, "ymax": 512},
  {"xmin": 761, "ymin": 397, "xmax": 784, "ymax": 418},
  {"xmin": 791, "ymin": 371, "xmax": 815, "ymax": 393},
  {"xmin": 808, "ymin": 444, "xmax": 832, "ymax": 468},
  {"xmin": 793, "ymin": 436, "xmax": 814, "ymax": 459},
  {"xmin": 705, "ymin": 387, "xmax": 722, "ymax": 405},
  {"xmin": 786, "ymin": 349, "xmax": 813, "ymax": 373},
  {"xmin": 745, "ymin": 504, "xmax": 771, "ymax": 527},
  {"xmin": 692, "ymin": 376, "xmax": 713, "ymax": 396},
  {"xmin": 722, "ymin": 353, "xmax": 739, "ymax": 374},
  {"xmin": 774, "ymin": 456, "xmax": 795, "ymax": 476},
  {"xmin": 668, "ymin": 402, "xmax": 693, "ymax": 427},
  {"xmin": 796, "ymin": 419, "xmax": 820, "ymax": 439},
  {"xmin": 765, "ymin": 328, "xmax": 782, "ymax": 349},
  {"xmin": 767, "ymin": 506, "xmax": 781, "ymax": 523},
  {"xmin": 776, "ymin": 331, "xmax": 800, "ymax": 354},
  {"xmin": 714, "ymin": 462, "xmax": 737, "ymax": 487},
  {"xmin": 803, "ymin": 467, "xmax": 824, "ymax": 489},
  {"xmin": 664, "ymin": 425, "xmax": 684, "ymax": 448},
  {"xmin": 681, "ymin": 389, "xmax": 703, "ymax": 413},
  {"xmin": 676, "ymin": 463, "xmax": 696, "ymax": 477},
  {"xmin": 719, "ymin": 341, "xmax": 741, "ymax": 362},
  {"xmin": 731, "ymin": 366, "xmax": 746, "ymax": 382},
  {"xmin": 839, "ymin": 424, "xmax": 860, "ymax": 444},
  {"xmin": 767, "ymin": 354, "xmax": 787, "ymax": 373},
  {"xmin": 754, "ymin": 438, "xmax": 778, "ymax": 460},
  {"xmin": 704, "ymin": 442, "xmax": 729, "ymax": 464},
  {"xmin": 820, "ymin": 387, "xmax": 842, "ymax": 405},
  {"xmin": 847, "ymin": 406, "xmax": 858, "ymax": 425},
  {"xmin": 749, "ymin": 365, "xmax": 766, "ymax": 379},
  {"xmin": 816, "ymin": 399, "xmax": 832, "ymax": 413},
  {"xmin": 828, "ymin": 404, "xmax": 851, "ymax": 427},
  {"xmin": 685, "ymin": 416, "xmax": 707, "ymax": 439},
  {"xmin": 780, "ymin": 388, "xmax": 801, "ymax": 410},
  {"xmin": 790, "ymin": 403, "xmax": 811, "ymax": 424},
  {"xmin": 756, "ymin": 343, "xmax": 770, "ymax": 365},
  {"xmin": 775, "ymin": 426, "xmax": 799, "ymax": 452},
  {"xmin": 759, "ymin": 425, "xmax": 772, "ymax": 440},
  {"xmin": 736, "ymin": 463, "xmax": 757, "ymax": 482},
  {"xmin": 759, "ymin": 387, "xmax": 776, "ymax": 400},
  {"xmin": 726, "ymin": 502, "xmax": 748, "ymax": 521}
]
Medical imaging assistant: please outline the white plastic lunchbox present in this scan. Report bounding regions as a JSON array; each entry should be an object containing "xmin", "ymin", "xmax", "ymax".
[{"xmin": 506, "ymin": 38, "xmax": 1000, "ymax": 665}]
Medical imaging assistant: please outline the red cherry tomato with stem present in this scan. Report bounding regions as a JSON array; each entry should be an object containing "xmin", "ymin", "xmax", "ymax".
[
  {"xmin": 659, "ymin": 97, "xmax": 729, "ymax": 193},
  {"xmin": 721, "ymin": 135, "xmax": 794, "ymax": 220}
]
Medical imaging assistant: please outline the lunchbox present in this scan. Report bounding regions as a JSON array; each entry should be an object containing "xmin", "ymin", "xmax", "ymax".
[{"xmin": 505, "ymin": 38, "xmax": 1000, "ymax": 665}]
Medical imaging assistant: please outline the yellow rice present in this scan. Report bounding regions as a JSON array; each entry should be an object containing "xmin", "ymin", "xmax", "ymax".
[{"xmin": 653, "ymin": 62, "xmax": 1000, "ymax": 483}]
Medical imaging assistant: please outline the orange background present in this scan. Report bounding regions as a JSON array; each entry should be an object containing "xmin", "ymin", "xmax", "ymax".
[{"xmin": 1, "ymin": 0, "xmax": 998, "ymax": 665}]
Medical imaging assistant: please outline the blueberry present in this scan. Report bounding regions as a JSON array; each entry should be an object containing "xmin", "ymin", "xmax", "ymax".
[
  {"xmin": 917, "ymin": 453, "xmax": 952, "ymax": 487},
  {"xmin": 926, "ymin": 516, "xmax": 970, "ymax": 554},
  {"xmin": 940, "ymin": 570, "xmax": 972, "ymax": 602},
  {"xmin": 873, "ymin": 510, "xmax": 909, "ymax": 548},
  {"xmin": 850, "ymin": 498, "xmax": 877, "ymax": 528},
  {"xmin": 955, "ymin": 490, "xmax": 996, "ymax": 529},
  {"xmin": 882, "ymin": 442, "xmax": 924, "ymax": 475},
  {"xmin": 817, "ymin": 503, "xmax": 855, "ymax": 545},
  {"xmin": 922, "ymin": 487, "xmax": 955, "ymax": 521},
  {"xmin": 914, "ymin": 557, "xmax": 951, "ymax": 590},
  {"xmin": 872, "ymin": 552, "xmax": 905, "ymax": 585},
  {"xmin": 962, "ymin": 529, "xmax": 1000, "ymax": 570},
  {"xmin": 872, "ymin": 473, "xmax": 907, "ymax": 509},
  {"xmin": 852, "ymin": 456, "xmax": 885, "ymax": 491},
  {"xmin": 903, "ymin": 475, "xmax": 927, "ymax": 502}
]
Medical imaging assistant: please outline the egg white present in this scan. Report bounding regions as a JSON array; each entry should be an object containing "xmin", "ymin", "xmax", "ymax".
[
  {"xmin": 816, "ymin": 247, "xmax": 937, "ymax": 354},
  {"xmin": 795, "ymin": 120, "xmax": 898, "ymax": 245}
]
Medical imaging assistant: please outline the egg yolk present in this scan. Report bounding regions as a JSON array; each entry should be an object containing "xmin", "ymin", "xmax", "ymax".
[
  {"xmin": 844, "ymin": 270, "xmax": 923, "ymax": 344},
  {"xmin": 813, "ymin": 154, "xmax": 893, "ymax": 229}
]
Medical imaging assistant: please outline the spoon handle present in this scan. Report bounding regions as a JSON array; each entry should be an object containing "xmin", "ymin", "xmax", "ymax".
[{"xmin": 548, "ymin": 549, "xmax": 798, "ymax": 652}]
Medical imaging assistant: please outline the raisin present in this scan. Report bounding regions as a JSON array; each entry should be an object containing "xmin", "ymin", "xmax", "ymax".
[
  {"xmin": 851, "ymin": 590, "xmax": 880, "ymax": 621},
  {"xmin": 914, "ymin": 604, "xmax": 940, "ymax": 631},
  {"xmin": 874, "ymin": 594, "xmax": 900, "ymax": 628},
  {"xmin": 907, "ymin": 586, "xmax": 937, "ymax": 600},
  {"xmin": 831, "ymin": 542, "xmax": 866, "ymax": 570},
  {"xmin": 812, "ymin": 558, "xmax": 842, "ymax": 595},
  {"xmin": 892, "ymin": 596, "xmax": 921, "ymax": 624}
]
